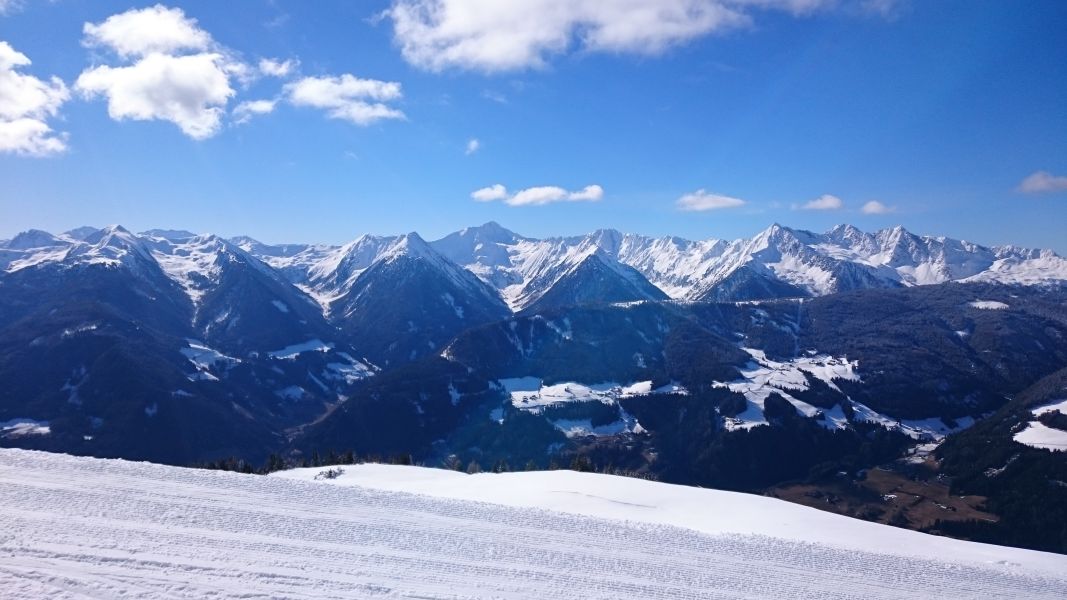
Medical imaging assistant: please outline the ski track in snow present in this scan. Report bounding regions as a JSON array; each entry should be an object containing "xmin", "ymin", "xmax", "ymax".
[{"xmin": 1, "ymin": 450, "xmax": 1065, "ymax": 599}]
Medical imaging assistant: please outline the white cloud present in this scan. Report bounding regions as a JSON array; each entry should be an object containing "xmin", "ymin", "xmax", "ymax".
[
  {"xmin": 233, "ymin": 99, "xmax": 276, "ymax": 124},
  {"xmin": 77, "ymin": 53, "xmax": 234, "ymax": 140},
  {"xmin": 465, "ymin": 138, "xmax": 480, "ymax": 155},
  {"xmin": 387, "ymin": 0, "xmax": 747, "ymax": 72},
  {"xmin": 471, "ymin": 183, "xmax": 508, "ymax": 201},
  {"xmin": 1017, "ymin": 170, "xmax": 1067, "ymax": 194},
  {"xmin": 259, "ymin": 58, "xmax": 297, "ymax": 78},
  {"xmin": 471, "ymin": 183, "xmax": 604, "ymax": 206},
  {"xmin": 860, "ymin": 200, "xmax": 893, "ymax": 214},
  {"xmin": 568, "ymin": 184, "xmax": 604, "ymax": 201},
  {"xmin": 82, "ymin": 5, "xmax": 212, "ymax": 59},
  {"xmin": 676, "ymin": 189, "xmax": 745, "ymax": 211},
  {"xmin": 0, "ymin": 41, "xmax": 70, "ymax": 156},
  {"xmin": 801, "ymin": 194, "xmax": 843, "ymax": 210},
  {"xmin": 285, "ymin": 74, "xmax": 405, "ymax": 125},
  {"xmin": 76, "ymin": 6, "xmax": 248, "ymax": 140},
  {"xmin": 384, "ymin": 0, "xmax": 874, "ymax": 72},
  {"xmin": 510, "ymin": 186, "xmax": 569, "ymax": 206}
]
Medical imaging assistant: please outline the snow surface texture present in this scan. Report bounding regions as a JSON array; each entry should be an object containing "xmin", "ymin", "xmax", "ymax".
[
  {"xmin": 1, "ymin": 450, "xmax": 1065, "ymax": 600},
  {"xmin": 1013, "ymin": 399, "xmax": 1067, "ymax": 452}
]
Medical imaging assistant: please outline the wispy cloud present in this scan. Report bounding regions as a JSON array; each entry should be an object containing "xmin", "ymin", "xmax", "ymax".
[
  {"xmin": 471, "ymin": 184, "xmax": 604, "ymax": 206},
  {"xmin": 481, "ymin": 89, "xmax": 508, "ymax": 104},
  {"xmin": 1017, "ymin": 170, "xmax": 1067, "ymax": 194},
  {"xmin": 284, "ymin": 74, "xmax": 405, "ymax": 125},
  {"xmin": 465, "ymin": 138, "xmax": 480, "ymax": 155},
  {"xmin": 0, "ymin": 0, "xmax": 24, "ymax": 15},
  {"xmin": 675, "ymin": 189, "xmax": 745, "ymax": 211},
  {"xmin": 233, "ymin": 99, "xmax": 276, "ymax": 124},
  {"xmin": 259, "ymin": 58, "xmax": 297, "ymax": 78}
]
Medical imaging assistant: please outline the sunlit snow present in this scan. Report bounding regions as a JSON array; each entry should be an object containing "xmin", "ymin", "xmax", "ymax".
[
  {"xmin": 1013, "ymin": 399, "xmax": 1067, "ymax": 452},
  {"xmin": 4, "ymin": 449, "xmax": 1064, "ymax": 599}
]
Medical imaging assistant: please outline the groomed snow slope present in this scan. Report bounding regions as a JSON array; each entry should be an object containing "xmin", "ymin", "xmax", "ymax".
[{"xmin": 2, "ymin": 450, "xmax": 1065, "ymax": 599}]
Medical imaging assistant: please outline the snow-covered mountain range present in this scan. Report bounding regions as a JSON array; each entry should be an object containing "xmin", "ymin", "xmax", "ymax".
[
  {"xmin": 250, "ymin": 221, "xmax": 1067, "ymax": 309},
  {"xmin": 3, "ymin": 223, "xmax": 1067, "ymax": 554},
  {"xmin": 4, "ymin": 222, "xmax": 1066, "ymax": 315}
]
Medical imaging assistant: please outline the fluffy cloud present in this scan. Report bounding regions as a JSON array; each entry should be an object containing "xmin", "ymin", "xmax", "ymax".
[
  {"xmin": 233, "ymin": 99, "xmax": 276, "ymax": 124},
  {"xmin": 1017, "ymin": 170, "xmax": 1067, "ymax": 194},
  {"xmin": 76, "ymin": 5, "xmax": 246, "ymax": 140},
  {"xmin": 568, "ymin": 184, "xmax": 604, "ymax": 201},
  {"xmin": 465, "ymin": 138, "xmax": 480, "ymax": 155},
  {"xmin": 259, "ymin": 58, "xmax": 297, "ymax": 78},
  {"xmin": 0, "ymin": 41, "xmax": 70, "ymax": 156},
  {"xmin": 676, "ymin": 189, "xmax": 745, "ymax": 211},
  {"xmin": 860, "ymin": 200, "xmax": 893, "ymax": 214},
  {"xmin": 82, "ymin": 4, "xmax": 212, "ymax": 59},
  {"xmin": 471, "ymin": 183, "xmax": 603, "ymax": 206},
  {"xmin": 801, "ymin": 194, "xmax": 843, "ymax": 210},
  {"xmin": 384, "ymin": 0, "xmax": 867, "ymax": 72},
  {"xmin": 471, "ymin": 183, "xmax": 507, "ymax": 201},
  {"xmin": 285, "ymin": 74, "xmax": 405, "ymax": 125},
  {"xmin": 77, "ymin": 53, "xmax": 234, "ymax": 139}
]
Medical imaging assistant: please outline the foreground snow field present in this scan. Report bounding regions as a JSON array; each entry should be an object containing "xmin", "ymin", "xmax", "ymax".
[{"xmin": 1, "ymin": 450, "xmax": 1065, "ymax": 600}]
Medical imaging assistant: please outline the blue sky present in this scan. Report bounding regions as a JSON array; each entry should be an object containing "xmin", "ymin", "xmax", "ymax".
[{"xmin": 1, "ymin": 0, "xmax": 1065, "ymax": 250}]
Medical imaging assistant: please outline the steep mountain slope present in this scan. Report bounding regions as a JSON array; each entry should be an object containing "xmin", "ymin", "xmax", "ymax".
[
  {"xmin": 0, "ymin": 227, "xmax": 375, "ymax": 463},
  {"xmin": 0, "ymin": 229, "xmax": 275, "ymax": 463},
  {"xmin": 147, "ymin": 233, "xmax": 341, "ymax": 354},
  {"xmin": 430, "ymin": 220, "xmax": 529, "ymax": 290},
  {"xmin": 516, "ymin": 246, "xmax": 668, "ymax": 313},
  {"xmin": 432, "ymin": 224, "xmax": 670, "ymax": 311},
  {"xmin": 934, "ymin": 367, "xmax": 1067, "ymax": 553},
  {"xmin": 327, "ymin": 233, "xmax": 510, "ymax": 366}
]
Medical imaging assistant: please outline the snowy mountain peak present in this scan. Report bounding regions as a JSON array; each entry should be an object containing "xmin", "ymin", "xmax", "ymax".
[
  {"xmin": 84, "ymin": 224, "xmax": 133, "ymax": 241},
  {"xmin": 5, "ymin": 229, "xmax": 67, "ymax": 249},
  {"xmin": 62, "ymin": 226, "xmax": 101, "ymax": 241},
  {"xmin": 142, "ymin": 229, "xmax": 198, "ymax": 242},
  {"xmin": 381, "ymin": 231, "xmax": 435, "ymax": 261},
  {"xmin": 8, "ymin": 223, "xmax": 1065, "ymax": 312},
  {"xmin": 826, "ymin": 223, "xmax": 868, "ymax": 244},
  {"xmin": 459, "ymin": 221, "xmax": 524, "ymax": 243}
]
